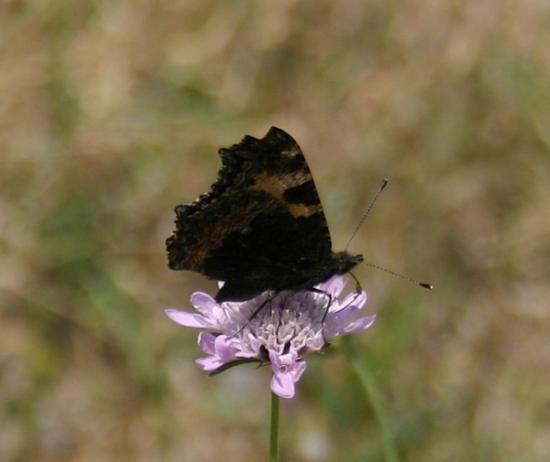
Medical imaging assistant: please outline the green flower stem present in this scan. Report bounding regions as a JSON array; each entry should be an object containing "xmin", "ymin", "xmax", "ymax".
[{"xmin": 269, "ymin": 392, "xmax": 280, "ymax": 462}]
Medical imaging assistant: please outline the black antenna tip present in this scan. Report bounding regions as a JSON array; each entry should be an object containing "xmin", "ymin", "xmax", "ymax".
[
  {"xmin": 419, "ymin": 282, "xmax": 433, "ymax": 290},
  {"xmin": 380, "ymin": 178, "xmax": 389, "ymax": 190}
]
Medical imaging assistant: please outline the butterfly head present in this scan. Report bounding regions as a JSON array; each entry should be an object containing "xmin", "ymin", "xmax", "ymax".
[{"xmin": 332, "ymin": 251, "xmax": 363, "ymax": 275}]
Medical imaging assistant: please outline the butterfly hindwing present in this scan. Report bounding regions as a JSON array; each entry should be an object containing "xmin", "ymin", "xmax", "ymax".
[{"xmin": 167, "ymin": 127, "xmax": 360, "ymax": 302}]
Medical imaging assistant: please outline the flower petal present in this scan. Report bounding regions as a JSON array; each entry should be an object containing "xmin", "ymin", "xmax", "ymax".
[
  {"xmin": 271, "ymin": 370, "xmax": 296, "ymax": 399},
  {"xmin": 214, "ymin": 335, "xmax": 239, "ymax": 361},
  {"xmin": 198, "ymin": 332, "xmax": 216, "ymax": 355},
  {"xmin": 327, "ymin": 313, "xmax": 376, "ymax": 338},
  {"xmin": 332, "ymin": 290, "xmax": 367, "ymax": 313},
  {"xmin": 190, "ymin": 292, "xmax": 218, "ymax": 316},
  {"xmin": 325, "ymin": 307, "xmax": 358, "ymax": 336},
  {"xmin": 195, "ymin": 334, "xmax": 240, "ymax": 371},
  {"xmin": 325, "ymin": 303, "xmax": 362, "ymax": 329},
  {"xmin": 317, "ymin": 275, "xmax": 346, "ymax": 298},
  {"xmin": 269, "ymin": 351, "xmax": 306, "ymax": 399},
  {"xmin": 341, "ymin": 314, "xmax": 376, "ymax": 334},
  {"xmin": 165, "ymin": 309, "xmax": 212, "ymax": 328},
  {"xmin": 196, "ymin": 356, "xmax": 225, "ymax": 372},
  {"xmin": 305, "ymin": 334, "xmax": 325, "ymax": 352}
]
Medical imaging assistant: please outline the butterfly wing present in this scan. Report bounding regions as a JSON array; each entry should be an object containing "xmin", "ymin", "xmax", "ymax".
[{"xmin": 166, "ymin": 127, "xmax": 333, "ymax": 300}]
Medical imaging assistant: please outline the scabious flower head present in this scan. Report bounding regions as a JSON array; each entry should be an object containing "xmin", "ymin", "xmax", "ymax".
[{"xmin": 165, "ymin": 275, "xmax": 375, "ymax": 399}]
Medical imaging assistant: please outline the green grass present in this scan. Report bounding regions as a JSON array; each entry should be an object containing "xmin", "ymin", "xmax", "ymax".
[{"xmin": 1, "ymin": 1, "xmax": 549, "ymax": 460}]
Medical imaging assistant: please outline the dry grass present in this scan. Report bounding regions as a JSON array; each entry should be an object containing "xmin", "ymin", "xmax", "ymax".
[{"xmin": 1, "ymin": 1, "xmax": 549, "ymax": 460}]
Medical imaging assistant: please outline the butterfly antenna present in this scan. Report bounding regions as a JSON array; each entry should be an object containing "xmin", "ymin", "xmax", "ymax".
[
  {"xmin": 364, "ymin": 262, "xmax": 433, "ymax": 290},
  {"xmin": 345, "ymin": 178, "xmax": 388, "ymax": 251}
]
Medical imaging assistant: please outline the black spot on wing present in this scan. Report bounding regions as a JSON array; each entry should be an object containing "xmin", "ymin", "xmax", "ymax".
[{"xmin": 283, "ymin": 180, "xmax": 319, "ymax": 205}]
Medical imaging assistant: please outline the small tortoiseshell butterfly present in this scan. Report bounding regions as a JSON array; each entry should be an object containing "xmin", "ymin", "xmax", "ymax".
[{"xmin": 166, "ymin": 127, "xmax": 363, "ymax": 303}]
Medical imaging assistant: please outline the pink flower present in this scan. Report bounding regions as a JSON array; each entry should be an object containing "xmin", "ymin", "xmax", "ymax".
[{"xmin": 165, "ymin": 275, "xmax": 375, "ymax": 399}]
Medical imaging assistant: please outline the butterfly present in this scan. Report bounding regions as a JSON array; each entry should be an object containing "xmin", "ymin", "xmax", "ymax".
[{"xmin": 166, "ymin": 127, "xmax": 363, "ymax": 303}]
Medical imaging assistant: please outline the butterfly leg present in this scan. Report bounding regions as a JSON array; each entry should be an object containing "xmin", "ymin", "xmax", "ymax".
[
  {"xmin": 349, "ymin": 271, "xmax": 362, "ymax": 294},
  {"xmin": 308, "ymin": 287, "xmax": 333, "ymax": 344},
  {"xmin": 228, "ymin": 293, "xmax": 277, "ymax": 338},
  {"xmin": 343, "ymin": 271, "xmax": 365, "ymax": 308}
]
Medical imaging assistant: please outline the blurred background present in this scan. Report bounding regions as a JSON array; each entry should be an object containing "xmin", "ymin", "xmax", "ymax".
[{"xmin": 1, "ymin": 1, "xmax": 549, "ymax": 461}]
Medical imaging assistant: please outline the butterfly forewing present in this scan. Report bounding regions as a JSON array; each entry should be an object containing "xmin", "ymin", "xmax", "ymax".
[{"xmin": 167, "ymin": 127, "xmax": 359, "ymax": 302}]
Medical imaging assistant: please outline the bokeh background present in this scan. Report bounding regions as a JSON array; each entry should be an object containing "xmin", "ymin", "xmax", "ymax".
[{"xmin": 1, "ymin": 1, "xmax": 549, "ymax": 461}]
